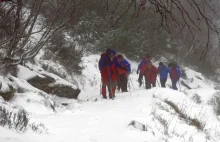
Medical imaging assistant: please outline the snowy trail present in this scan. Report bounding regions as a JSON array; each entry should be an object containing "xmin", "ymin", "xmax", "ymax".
[
  {"xmin": 0, "ymin": 88, "xmax": 158, "ymax": 142},
  {"xmin": 24, "ymin": 89, "xmax": 155, "ymax": 142}
]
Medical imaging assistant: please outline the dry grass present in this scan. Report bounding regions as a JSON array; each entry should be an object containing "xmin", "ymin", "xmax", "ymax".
[{"xmin": 164, "ymin": 100, "xmax": 204, "ymax": 131}]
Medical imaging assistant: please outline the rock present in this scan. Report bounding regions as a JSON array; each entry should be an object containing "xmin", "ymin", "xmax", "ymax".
[
  {"xmin": 27, "ymin": 75, "xmax": 55, "ymax": 92},
  {"xmin": 0, "ymin": 85, "xmax": 16, "ymax": 101},
  {"xmin": 49, "ymin": 85, "xmax": 81, "ymax": 99},
  {"xmin": 27, "ymin": 75, "xmax": 80, "ymax": 99},
  {"xmin": 0, "ymin": 96, "xmax": 4, "ymax": 103},
  {"xmin": 129, "ymin": 120, "xmax": 147, "ymax": 131}
]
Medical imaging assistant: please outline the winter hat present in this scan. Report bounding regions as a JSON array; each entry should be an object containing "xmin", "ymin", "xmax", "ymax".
[
  {"xmin": 172, "ymin": 62, "xmax": 177, "ymax": 68},
  {"xmin": 159, "ymin": 62, "xmax": 164, "ymax": 66},
  {"xmin": 117, "ymin": 54, "xmax": 123, "ymax": 59},
  {"xmin": 145, "ymin": 53, "xmax": 151, "ymax": 58},
  {"xmin": 168, "ymin": 63, "xmax": 172, "ymax": 67},
  {"xmin": 108, "ymin": 49, "xmax": 116, "ymax": 56},
  {"xmin": 148, "ymin": 61, "xmax": 152, "ymax": 65},
  {"xmin": 106, "ymin": 48, "xmax": 112, "ymax": 53}
]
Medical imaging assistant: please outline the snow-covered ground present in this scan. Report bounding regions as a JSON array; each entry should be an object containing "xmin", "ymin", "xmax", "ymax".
[{"xmin": 0, "ymin": 54, "xmax": 220, "ymax": 142}]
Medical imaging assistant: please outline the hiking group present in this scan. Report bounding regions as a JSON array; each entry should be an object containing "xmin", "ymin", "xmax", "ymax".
[{"xmin": 99, "ymin": 49, "xmax": 181, "ymax": 99}]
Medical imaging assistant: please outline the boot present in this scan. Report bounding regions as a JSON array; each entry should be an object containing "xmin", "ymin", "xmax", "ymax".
[
  {"xmin": 139, "ymin": 82, "xmax": 142, "ymax": 87},
  {"xmin": 113, "ymin": 94, "xmax": 115, "ymax": 98},
  {"xmin": 102, "ymin": 96, "xmax": 107, "ymax": 99}
]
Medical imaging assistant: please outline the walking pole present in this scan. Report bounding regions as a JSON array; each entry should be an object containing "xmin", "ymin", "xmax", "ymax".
[
  {"xmin": 107, "ymin": 67, "xmax": 113, "ymax": 99},
  {"xmin": 100, "ymin": 79, "xmax": 102, "ymax": 96},
  {"xmin": 129, "ymin": 76, "xmax": 135, "ymax": 91},
  {"xmin": 178, "ymin": 80, "xmax": 181, "ymax": 91},
  {"xmin": 127, "ymin": 75, "xmax": 131, "ymax": 91},
  {"xmin": 116, "ymin": 70, "xmax": 121, "ymax": 92},
  {"xmin": 156, "ymin": 79, "xmax": 160, "ymax": 87}
]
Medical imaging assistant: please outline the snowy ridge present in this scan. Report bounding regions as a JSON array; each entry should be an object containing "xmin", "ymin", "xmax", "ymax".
[{"xmin": 0, "ymin": 54, "xmax": 220, "ymax": 142}]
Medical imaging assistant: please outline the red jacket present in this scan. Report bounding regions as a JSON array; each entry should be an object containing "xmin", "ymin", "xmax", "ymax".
[
  {"xmin": 99, "ymin": 54, "xmax": 117, "ymax": 83},
  {"xmin": 117, "ymin": 68, "xmax": 126, "ymax": 75},
  {"xmin": 111, "ymin": 64, "xmax": 117, "ymax": 81},
  {"xmin": 144, "ymin": 65, "xmax": 158, "ymax": 83}
]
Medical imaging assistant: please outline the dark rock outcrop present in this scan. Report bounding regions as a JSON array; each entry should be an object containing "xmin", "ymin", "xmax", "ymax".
[
  {"xmin": 129, "ymin": 120, "xmax": 148, "ymax": 131},
  {"xmin": 27, "ymin": 75, "xmax": 80, "ymax": 99},
  {"xmin": 0, "ymin": 85, "xmax": 16, "ymax": 101}
]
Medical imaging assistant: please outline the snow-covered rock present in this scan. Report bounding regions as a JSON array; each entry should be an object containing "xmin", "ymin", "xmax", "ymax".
[{"xmin": 17, "ymin": 65, "xmax": 81, "ymax": 99}]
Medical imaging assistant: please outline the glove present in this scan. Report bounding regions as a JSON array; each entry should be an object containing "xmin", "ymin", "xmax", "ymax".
[
  {"xmin": 136, "ymin": 69, "xmax": 139, "ymax": 74},
  {"xmin": 121, "ymin": 66, "xmax": 128, "ymax": 71}
]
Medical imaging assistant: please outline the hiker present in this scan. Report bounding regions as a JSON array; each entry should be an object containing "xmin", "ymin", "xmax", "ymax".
[
  {"xmin": 144, "ymin": 62, "xmax": 158, "ymax": 89},
  {"xmin": 99, "ymin": 49, "xmax": 118, "ymax": 99},
  {"xmin": 168, "ymin": 63, "xmax": 181, "ymax": 90},
  {"xmin": 158, "ymin": 62, "xmax": 170, "ymax": 88},
  {"xmin": 116, "ymin": 54, "xmax": 131, "ymax": 92},
  {"xmin": 136, "ymin": 54, "xmax": 151, "ymax": 87}
]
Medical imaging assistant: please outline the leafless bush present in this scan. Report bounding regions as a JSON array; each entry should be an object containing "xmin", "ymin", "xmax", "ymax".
[
  {"xmin": 208, "ymin": 92, "xmax": 220, "ymax": 116},
  {"xmin": 0, "ymin": 106, "xmax": 29, "ymax": 132},
  {"xmin": 151, "ymin": 109, "xmax": 168, "ymax": 134},
  {"xmin": 43, "ymin": 32, "xmax": 83, "ymax": 75},
  {"xmin": 165, "ymin": 100, "xmax": 204, "ymax": 131},
  {"xmin": 29, "ymin": 122, "xmax": 48, "ymax": 134},
  {"xmin": 191, "ymin": 93, "xmax": 202, "ymax": 104},
  {"xmin": 156, "ymin": 101, "xmax": 170, "ymax": 113},
  {"xmin": 0, "ymin": 105, "xmax": 48, "ymax": 133}
]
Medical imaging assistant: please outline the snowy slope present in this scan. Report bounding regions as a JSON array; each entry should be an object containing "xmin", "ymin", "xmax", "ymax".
[{"xmin": 0, "ymin": 54, "xmax": 220, "ymax": 142}]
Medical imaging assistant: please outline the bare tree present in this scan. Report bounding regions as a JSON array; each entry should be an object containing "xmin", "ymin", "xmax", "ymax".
[
  {"xmin": 0, "ymin": 0, "xmax": 219, "ymax": 68},
  {"xmin": 95, "ymin": 0, "xmax": 220, "ymax": 60},
  {"xmin": 0, "ymin": 0, "xmax": 82, "ymax": 66}
]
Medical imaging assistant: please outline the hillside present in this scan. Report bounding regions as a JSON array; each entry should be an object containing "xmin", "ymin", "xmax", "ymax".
[{"xmin": 0, "ymin": 54, "xmax": 220, "ymax": 142}]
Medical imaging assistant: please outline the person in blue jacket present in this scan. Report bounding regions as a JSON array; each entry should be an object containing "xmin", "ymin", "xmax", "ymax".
[
  {"xmin": 168, "ymin": 63, "xmax": 181, "ymax": 90},
  {"xmin": 158, "ymin": 62, "xmax": 170, "ymax": 88},
  {"xmin": 116, "ymin": 54, "xmax": 131, "ymax": 92}
]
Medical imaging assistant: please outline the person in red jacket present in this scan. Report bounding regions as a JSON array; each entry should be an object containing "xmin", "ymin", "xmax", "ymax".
[
  {"xmin": 136, "ymin": 54, "xmax": 151, "ymax": 87},
  {"xmin": 99, "ymin": 49, "xmax": 118, "ymax": 99},
  {"xmin": 168, "ymin": 63, "xmax": 181, "ymax": 90},
  {"xmin": 144, "ymin": 62, "xmax": 158, "ymax": 89}
]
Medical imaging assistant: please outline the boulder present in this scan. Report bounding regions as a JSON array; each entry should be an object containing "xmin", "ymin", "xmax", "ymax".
[
  {"xmin": 49, "ymin": 85, "xmax": 80, "ymax": 99},
  {"xmin": 0, "ymin": 85, "xmax": 16, "ymax": 101},
  {"xmin": 129, "ymin": 120, "xmax": 147, "ymax": 131},
  {"xmin": 27, "ymin": 75, "xmax": 80, "ymax": 99}
]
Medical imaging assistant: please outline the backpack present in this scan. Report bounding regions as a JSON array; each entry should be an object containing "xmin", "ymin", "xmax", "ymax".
[
  {"xmin": 99, "ymin": 53, "xmax": 108, "ymax": 70},
  {"xmin": 171, "ymin": 65, "xmax": 180, "ymax": 80}
]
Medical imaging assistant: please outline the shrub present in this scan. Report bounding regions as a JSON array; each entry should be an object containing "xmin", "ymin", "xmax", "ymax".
[
  {"xmin": 0, "ymin": 106, "xmax": 29, "ymax": 132},
  {"xmin": 208, "ymin": 92, "xmax": 220, "ymax": 116},
  {"xmin": 165, "ymin": 100, "xmax": 204, "ymax": 131}
]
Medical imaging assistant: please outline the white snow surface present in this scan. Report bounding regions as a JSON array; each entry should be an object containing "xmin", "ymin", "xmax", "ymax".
[{"xmin": 1, "ymin": 54, "xmax": 220, "ymax": 142}]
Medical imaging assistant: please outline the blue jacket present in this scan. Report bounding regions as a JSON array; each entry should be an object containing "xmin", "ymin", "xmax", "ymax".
[
  {"xmin": 158, "ymin": 65, "xmax": 170, "ymax": 79},
  {"xmin": 118, "ymin": 59, "xmax": 131, "ymax": 73},
  {"xmin": 99, "ymin": 53, "xmax": 113, "ymax": 70}
]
